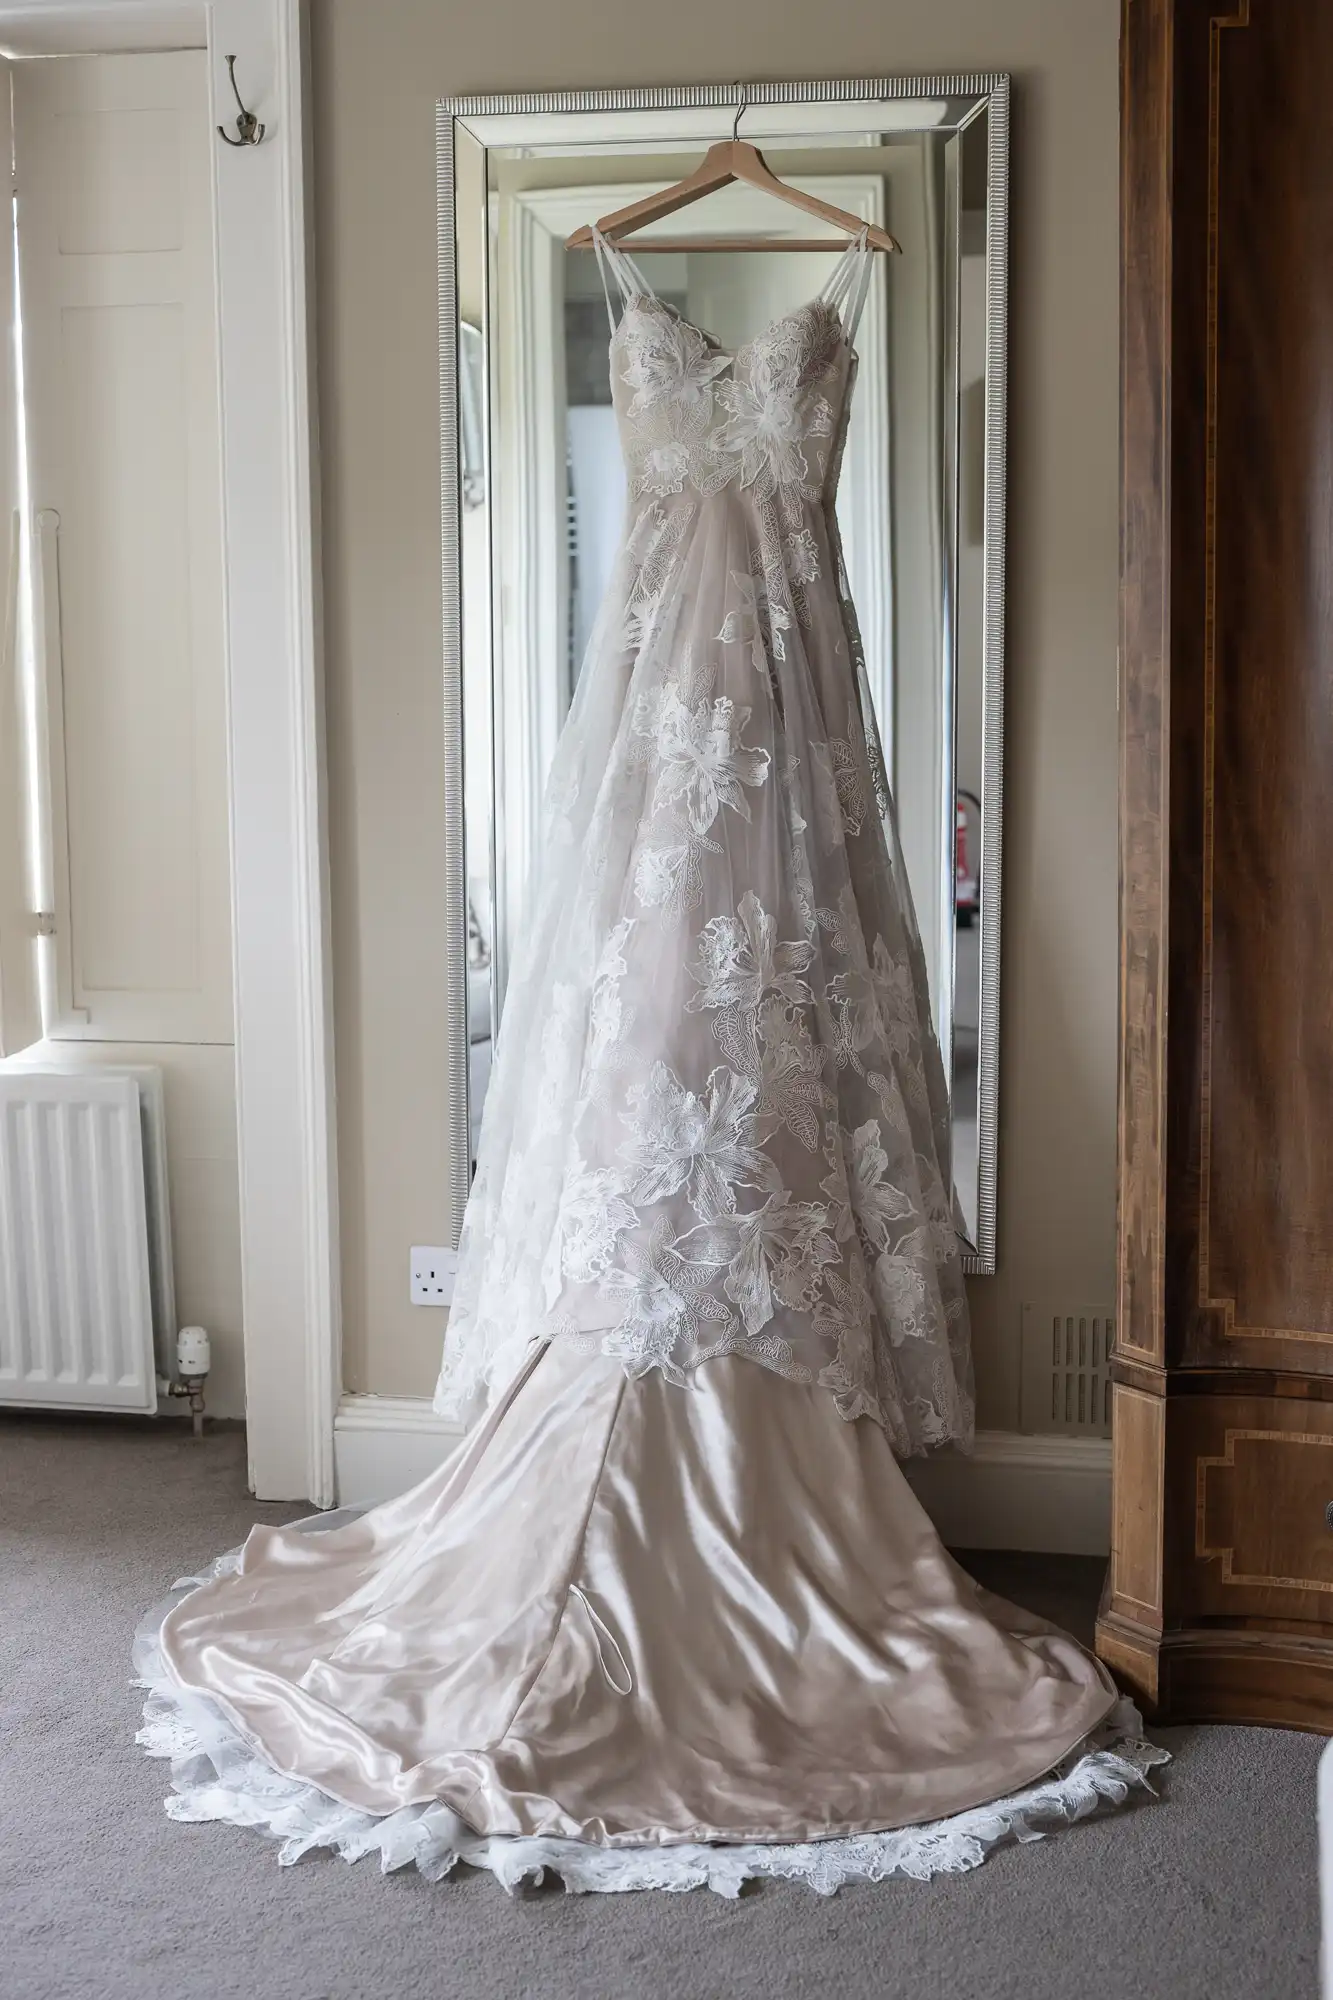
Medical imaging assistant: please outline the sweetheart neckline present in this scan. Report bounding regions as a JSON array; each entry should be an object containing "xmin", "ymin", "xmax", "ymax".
[{"xmin": 612, "ymin": 291, "xmax": 851, "ymax": 367}]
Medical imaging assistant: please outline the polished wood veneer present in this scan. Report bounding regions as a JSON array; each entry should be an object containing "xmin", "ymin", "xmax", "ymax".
[{"xmin": 1099, "ymin": 0, "xmax": 1333, "ymax": 1727}]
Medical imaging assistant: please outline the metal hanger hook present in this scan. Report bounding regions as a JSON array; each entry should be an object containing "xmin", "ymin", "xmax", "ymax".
[
  {"xmin": 217, "ymin": 54, "xmax": 265, "ymax": 148},
  {"xmin": 732, "ymin": 82, "xmax": 749, "ymax": 143}
]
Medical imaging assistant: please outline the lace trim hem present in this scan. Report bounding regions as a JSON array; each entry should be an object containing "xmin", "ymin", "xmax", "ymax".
[{"xmin": 133, "ymin": 1553, "xmax": 1168, "ymax": 1898}]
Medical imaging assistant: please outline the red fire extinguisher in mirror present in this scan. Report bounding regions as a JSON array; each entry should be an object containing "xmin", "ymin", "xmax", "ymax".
[{"xmin": 956, "ymin": 790, "xmax": 980, "ymax": 927}]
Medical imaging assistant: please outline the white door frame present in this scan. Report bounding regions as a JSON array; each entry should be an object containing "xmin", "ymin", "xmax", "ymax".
[{"xmin": 3, "ymin": 0, "xmax": 339, "ymax": 1502}]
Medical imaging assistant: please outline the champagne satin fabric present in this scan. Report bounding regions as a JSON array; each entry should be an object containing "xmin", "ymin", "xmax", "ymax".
[{"xmin": 161, "ymin": 1344, "xmax": 1117, "ymax": 1846}]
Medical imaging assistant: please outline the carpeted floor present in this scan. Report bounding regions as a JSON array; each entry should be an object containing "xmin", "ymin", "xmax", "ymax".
[{"xmin": 1, "ymin": 1413, "xmax": 1322, "ymax": 2000}]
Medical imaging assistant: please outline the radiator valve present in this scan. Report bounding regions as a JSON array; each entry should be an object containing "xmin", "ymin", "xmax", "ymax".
[{"xmin": 170, "ymin": 1325, "xmax": 211, "ymax": 1437}]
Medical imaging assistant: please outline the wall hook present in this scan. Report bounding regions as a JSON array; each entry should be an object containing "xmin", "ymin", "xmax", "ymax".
[{"xmin": 217, "ymin": 55, "xmax": 265, "ymax": 147}]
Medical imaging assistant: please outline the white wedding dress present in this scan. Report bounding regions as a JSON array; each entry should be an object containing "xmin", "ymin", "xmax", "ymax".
[{"xmin": 136, "ymin": 232, "xmax": 1163, "ymax": 1895}]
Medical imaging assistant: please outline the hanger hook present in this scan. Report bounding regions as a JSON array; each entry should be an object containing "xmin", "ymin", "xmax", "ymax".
[
  {"xmin": 217, "ymin": 54, "xmax": 265, "ymax": 148},
  {"xmin": 731, "ymin": 81, "xmax": 748, "ymax": 144}
]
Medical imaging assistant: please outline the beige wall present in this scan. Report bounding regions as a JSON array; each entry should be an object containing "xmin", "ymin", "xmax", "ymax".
[{"xmin": 312, "ymin": 0, "xmax": 1120, "ymax": 1427}]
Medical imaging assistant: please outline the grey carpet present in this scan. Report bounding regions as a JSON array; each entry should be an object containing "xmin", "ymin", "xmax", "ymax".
[{"xmin": 1, "ymin": 1413, "xmax": 1321, "ymax": 2000}]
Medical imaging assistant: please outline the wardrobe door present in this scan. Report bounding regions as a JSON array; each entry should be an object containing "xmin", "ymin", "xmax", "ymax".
[
  {"xmin": 1103, "ymin": 0, "xmax": 1333, "ymax": 1725},
  {"xmin": 1169, "ymin": 0, "xmax": 1333, "ymax": 1378}
]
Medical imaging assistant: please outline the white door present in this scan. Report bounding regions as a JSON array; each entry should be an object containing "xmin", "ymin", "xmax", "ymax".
[
  {"xmin": 14, "ymin": 52, "xmax": 232, "ymax": 1045},
  {"xmin": 0, "ymin": 56, "xmax": 39, "ymax": 1061}
]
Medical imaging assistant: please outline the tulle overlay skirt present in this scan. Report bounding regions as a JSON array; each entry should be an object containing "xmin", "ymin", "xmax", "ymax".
[{"xmin": 436, "ymin": 466, "xmax": 974, "ymax": 1455}]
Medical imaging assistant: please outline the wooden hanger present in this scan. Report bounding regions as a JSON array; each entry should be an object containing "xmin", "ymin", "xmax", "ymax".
[{"xmin": 564, "ymin": 137, "xmax": 900, "ymax": 256}]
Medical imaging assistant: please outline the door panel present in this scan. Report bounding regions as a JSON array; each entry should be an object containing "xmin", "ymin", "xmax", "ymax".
[
  {"xmin": 15, "ymin": 52, "xmax": 231, "ymax": 1044},
  {"xmin": 0, "ymin": 56, "xmax": 40, "ymax": 1059}
]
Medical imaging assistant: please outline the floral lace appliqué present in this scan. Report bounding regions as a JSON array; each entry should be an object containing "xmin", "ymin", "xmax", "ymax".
[{"xmin": 434, "ymin": 278, "xmax": 975, "ymax": 1458}]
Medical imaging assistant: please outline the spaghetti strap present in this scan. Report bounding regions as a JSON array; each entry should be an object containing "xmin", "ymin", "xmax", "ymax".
[
  {"xmin": 591, "ymin": 225, "xmax": 657, "ymax": 333},
  {"xmin": 819, "ymin": 228, "xmax": 864, "ymax": 309},
  {"xmin": 820, "ymin": 227, "xmax": 874, "ymax": 342},
  {"xmin": 612, "ymin": 237, "xmax": 656, "ymax": 303},
  {"xmin": 591, "ymin": 227, "xmax": 620, "ymax": 334},
  {"xmin": 844, "ymin": 235, "xmax": 875, "ymax": 345}
]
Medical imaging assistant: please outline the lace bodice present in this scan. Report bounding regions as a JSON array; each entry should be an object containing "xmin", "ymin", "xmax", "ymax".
[{"xmin": 613, "ymin": 294, "xmax": 851, "ymax": 508}]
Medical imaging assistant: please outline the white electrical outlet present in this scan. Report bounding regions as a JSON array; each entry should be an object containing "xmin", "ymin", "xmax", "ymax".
[{"xmin": 410, "ymin": 1246, "xmax": 459, "ymax": 1306}]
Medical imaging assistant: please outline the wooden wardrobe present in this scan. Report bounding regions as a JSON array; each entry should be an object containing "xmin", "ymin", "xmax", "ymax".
[{"xmin": 1099, "ymin": 0, "xmax": 1333, "ymax": 1728}]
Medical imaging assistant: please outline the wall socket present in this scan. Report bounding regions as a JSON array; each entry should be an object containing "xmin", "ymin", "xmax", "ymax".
[{"xmin": 410, "ymin": 1246, "xmax": 459, "ymax": 1307}]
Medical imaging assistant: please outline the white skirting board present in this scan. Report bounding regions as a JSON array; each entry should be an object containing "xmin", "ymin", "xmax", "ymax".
[
  {"xmin": 333, "ymin": 1395, "xmax": 466, "ymax": 1505},
  {"xmin": 904, "ymin": 1431, "xmax": 1111, "ymax": 1557},
  {"xmin": 333, "ymin": 1396, "xmax": 1111, "ymax": 1556}
]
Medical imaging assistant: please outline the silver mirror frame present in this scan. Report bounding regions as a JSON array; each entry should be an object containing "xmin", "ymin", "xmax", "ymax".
[{"xmin": 437, "ymin": 76, "xmax": 1009, "ymax": 1275}]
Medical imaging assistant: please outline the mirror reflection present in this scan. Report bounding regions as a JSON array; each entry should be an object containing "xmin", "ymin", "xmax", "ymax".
[{"xmin": 452, "ymin": 94, "xmax": 1003, "ymax": 1261}]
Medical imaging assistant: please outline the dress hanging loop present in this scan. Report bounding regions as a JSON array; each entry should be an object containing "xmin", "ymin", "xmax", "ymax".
[
  {"xmin": 817, "ymin": 226, "xmax": 874, "ymax": 343},
  {"xmin": 844, "ymin": 228, "xmax": 876, "ymax": 344},
  {"xmin": 591, "ymin": 225, "xmax": 619, "ymax": 334},
  {"xmin": 590, "ymin": 223, "xmax": 657, "ymax": 334}
]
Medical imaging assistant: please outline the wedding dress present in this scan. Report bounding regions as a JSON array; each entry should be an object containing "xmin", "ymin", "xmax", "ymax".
[{"xmin": 136, "ymin": 231, "xmax": 1162, "ymax": 1894}]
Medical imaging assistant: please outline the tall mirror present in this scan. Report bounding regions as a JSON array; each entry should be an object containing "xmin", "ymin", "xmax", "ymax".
[{"xmin": 440, "ymin": 81, "xmax": 1008, "ymax": 1270}]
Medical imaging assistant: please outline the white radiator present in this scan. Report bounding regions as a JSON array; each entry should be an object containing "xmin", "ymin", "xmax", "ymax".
[{"xmin": 0, "ymin": 1065, "xmax": 174, "ymax": 1413}]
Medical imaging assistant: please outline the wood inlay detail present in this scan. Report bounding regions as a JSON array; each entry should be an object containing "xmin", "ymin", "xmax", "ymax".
[
  {"xmin": 1116, "ymin": 0, "xmax": 1174, "ymax": 1371},
  {"xmin": 1194, "ymin": 3, "xmax": 1333, "ymax": 1348},
  {"xmin": 1111, "ymin": 1385, "xmax": 1166, "ymax": 1618},
  {"xmin": 1196, "ymin": 2, "xmax": 1245, "ymax": 1333},
  {"xmin": 1196, "ymin": 1428, "xmax": 1333, "ymax": 1592}
]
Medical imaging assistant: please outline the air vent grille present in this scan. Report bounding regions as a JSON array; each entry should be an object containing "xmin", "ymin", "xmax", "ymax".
[{"xmin": 1019, "ymin": 1304, "xmax": 1114, "ymax": 1437}]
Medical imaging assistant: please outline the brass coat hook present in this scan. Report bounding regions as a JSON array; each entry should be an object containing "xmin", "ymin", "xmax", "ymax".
[{"xmin": 217, "ymin": 55, "xmax": 265, "ymax": 147}]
